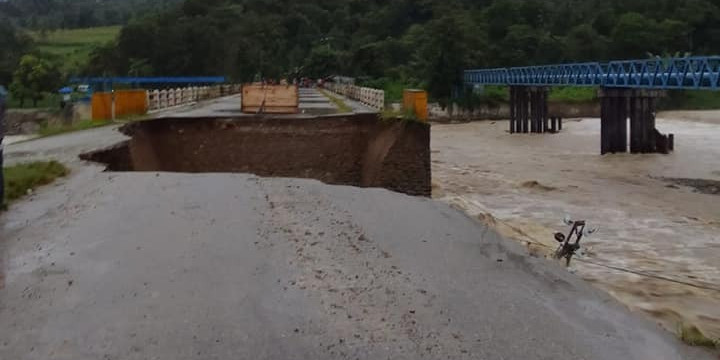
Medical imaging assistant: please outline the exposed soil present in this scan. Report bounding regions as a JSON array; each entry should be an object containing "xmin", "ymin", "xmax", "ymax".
[{"xmin": 80, "ymin": 114, "xmax": 431, "ymax": 197}]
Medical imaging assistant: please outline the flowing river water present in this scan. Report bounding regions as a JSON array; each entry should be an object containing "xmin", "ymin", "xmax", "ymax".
[{"xmin": 431, "ymin": 112, "xmax": 720, "ymax": 344}]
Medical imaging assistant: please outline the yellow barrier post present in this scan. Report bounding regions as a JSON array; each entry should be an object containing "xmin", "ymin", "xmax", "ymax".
[
  {"xmin": 402, "ymin": 89, "xmax": 428, "ymax": 121},
  {"xmin": 115, "ymin": 90, "xmax": 149, "ymax": 118},
  {"xmin": 91, "ymin": 92, "xmax": 113, "ymax": 121}
]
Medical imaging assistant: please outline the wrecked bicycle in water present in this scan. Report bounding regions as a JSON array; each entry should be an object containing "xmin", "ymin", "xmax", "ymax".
[{"xmin": 553, "ymin": 216, "xmax": 597, "ymax": 266}]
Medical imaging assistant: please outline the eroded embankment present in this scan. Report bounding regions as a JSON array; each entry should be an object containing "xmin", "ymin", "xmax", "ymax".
[{"xmin": 80, "ymin": 114, "xmax": 431, "ymax": 196}]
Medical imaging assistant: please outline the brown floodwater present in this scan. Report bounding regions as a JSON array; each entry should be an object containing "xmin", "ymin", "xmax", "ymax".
[{"xmin": 431, "ymin": 112, "xmax": 720, "ymax": 343}]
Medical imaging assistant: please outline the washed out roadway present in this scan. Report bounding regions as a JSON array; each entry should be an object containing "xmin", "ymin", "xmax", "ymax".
[{"xmin": 0, "ymin": 95, "xmax": 713, "ymax": 359}]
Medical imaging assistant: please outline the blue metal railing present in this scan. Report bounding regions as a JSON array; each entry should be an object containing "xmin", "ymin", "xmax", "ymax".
[{"xmin": 465, "ymin": 56, "xmax": 720, "ymax": 90}]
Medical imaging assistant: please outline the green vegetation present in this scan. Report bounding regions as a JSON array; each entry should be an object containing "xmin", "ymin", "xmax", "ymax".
[
  {"xmin": 359, "ymin": 79, "xmax": 416, "ymax": 104},
  {"xmin": 38, "ymin": 119, "xmax": 113, "ymax": 137},
  {"xmin": 459, "ymin": 86, "xmax": 595, "ymax": 107},
  {"xmin": 33, "ymin": 26, "xmax": 121, "ymax": 72},
  {"xmin": 549, "ymin": 87, "xmax": 597, "ymax": 103},
  {"xmin": 4, "ymin": 0, "xmax": 720, "ymax": 110},
  {"xmin": 1, "ymin": 0, "xmax": 179, "ymax": 100},
  {"xmin": 6, "ymin": 93, "xmax": 61, "ymax": 109},
  {"xmin": 318, "ymin": 89, "xmax": 351, "ymax": 113},
  {"xmin": 678, "ymin": 323, "xmax": 718, "ymax": 349},
  {"xmin": 82, "ymin": 0, "xmax": 720, "ymax": 109},
  {"xmin": 381, "ymin": 108, "xmax": 420, "ymax": 123},
  {"xmin": 0, "ymin": 0, "xmax": 182, "ymax": 29},
  {"xmin": 0, "ymin": 21, "xmax": 32, "ymax": 85},
  {"xmin": 659, "ymin": 90, "xmax": 720, "ymax": 110},
  {"xmin": 34, "ymin": 26, "xmax": 122, "ymax": 46},
  {"xmin": 10, "ymin": 54, "xmax": 62, "ymax": 107},
  {"xmin": 1, "ymin": 26, "xmax": 120, "ymax": 109},
  {"xmin": 478, "ymin": 86, "xmax": 510, "ymax": 105},
  {"xmin": 2, "ymin": 161, "xmax": 69, "ymax": 209}
]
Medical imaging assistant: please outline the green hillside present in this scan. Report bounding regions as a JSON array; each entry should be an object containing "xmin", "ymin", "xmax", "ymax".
[{"xmin": 33, "ymin": 26, "xmax": 121, "ymax": 72}]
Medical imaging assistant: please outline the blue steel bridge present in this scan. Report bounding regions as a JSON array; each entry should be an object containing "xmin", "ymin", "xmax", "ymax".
[{"xmin": 463, "ymin": 56, "xmax": 720, "ymax": 154}]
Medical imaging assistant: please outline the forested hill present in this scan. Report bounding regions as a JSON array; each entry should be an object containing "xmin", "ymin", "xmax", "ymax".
[
  {"xmin": 84, "ymin": 0, "xmax": 720, "ymax": 98},
  {"xmin": 0, "ymin": 0, "xmax": 181, "ymax": 29}
]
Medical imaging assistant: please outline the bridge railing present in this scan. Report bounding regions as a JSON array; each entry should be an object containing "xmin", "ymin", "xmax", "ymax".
[
  {"xmin": 465, "ymin": 56, "xmax": 720, "ymax": 90},
  {"xmin": 146, "ymin": 84, "xmax": 242, "ymax": 111},
  {"xmin": 325, "ymin": 83, "xmax": 385, "ymax": 110}
]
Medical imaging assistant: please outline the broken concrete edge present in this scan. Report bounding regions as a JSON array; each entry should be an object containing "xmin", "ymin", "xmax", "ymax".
[{"xmin": 79, "ymin": 113, "xmax": 432, "ymax": 197}]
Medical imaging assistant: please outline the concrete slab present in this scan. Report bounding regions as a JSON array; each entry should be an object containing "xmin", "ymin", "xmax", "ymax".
[
  {"xmin": 299, "ymin": 88, "xmax": 339, "ymax": 115},
  {"xmin": 156, "ymin": 90, "xmax": 342, "ymax": 117}
]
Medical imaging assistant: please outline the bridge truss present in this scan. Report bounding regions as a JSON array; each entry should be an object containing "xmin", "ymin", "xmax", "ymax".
[{"xmin": 464, "ymin": 56, "xmax": 720, "ymax": 90}]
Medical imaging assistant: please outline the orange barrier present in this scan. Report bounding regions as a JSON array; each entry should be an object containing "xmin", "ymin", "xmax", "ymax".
[
  {"xmin": 403, "ymin": 89, "xmax": 428, "ymax": 121},
  {"xmin": 115, "ymin": 90, "xmax": 148, "ymax": 118},
  {"xmin": 92, "ymin": 90, "xmax": 148, "ymax": 121},
  {"xmin": 91, "ymin": 92, "xmax": 112, "ymax": 121}
]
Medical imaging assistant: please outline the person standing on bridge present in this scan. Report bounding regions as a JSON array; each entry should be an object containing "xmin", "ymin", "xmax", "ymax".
[{"xmin": 0, "ymin": 85, "xmax": 6, "ymax": 205}]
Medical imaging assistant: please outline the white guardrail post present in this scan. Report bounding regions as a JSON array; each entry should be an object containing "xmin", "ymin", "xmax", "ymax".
[
  {"xmin": 325, "ymin": 82, "xmax": 385, "ymax": 111},
  {"xmin": 145, "ymin": 84, "xmax": 242, "ymax": 111}
]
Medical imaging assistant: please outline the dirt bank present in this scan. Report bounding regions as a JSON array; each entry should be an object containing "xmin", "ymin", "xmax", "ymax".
[{"xmin": 81, "ymin": 114, "xmax": 431, "ymax": 196}]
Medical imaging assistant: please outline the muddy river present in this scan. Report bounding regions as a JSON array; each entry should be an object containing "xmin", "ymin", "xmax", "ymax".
[{"xmin": 431, "ymin": 112, "xmax": 720, "ymax": 343}]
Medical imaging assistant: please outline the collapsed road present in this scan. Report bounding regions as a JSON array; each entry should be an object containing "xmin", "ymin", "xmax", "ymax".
[{"xmin": 0, "ymin": 93, "xmax": 714, "ymax": 359}]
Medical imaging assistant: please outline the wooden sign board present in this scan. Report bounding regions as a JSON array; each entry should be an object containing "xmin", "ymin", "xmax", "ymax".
[{"xmin": 241, "ymin": 84, "xmax": 299, "ymax": 114}]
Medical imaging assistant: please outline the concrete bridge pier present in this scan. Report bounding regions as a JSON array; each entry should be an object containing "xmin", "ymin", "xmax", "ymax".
[
  {"xmin": 509, "ymin": 86, "xmax": 549, "ymax": 134},
  {"xmin": 599, "ymin": 88, "xmax": 671, "ymax": 155}
]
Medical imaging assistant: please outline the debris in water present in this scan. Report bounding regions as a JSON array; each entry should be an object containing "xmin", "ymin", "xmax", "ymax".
[{"xmin": 521, "ymin": 180, "xmax": 556, "ymax": 192}]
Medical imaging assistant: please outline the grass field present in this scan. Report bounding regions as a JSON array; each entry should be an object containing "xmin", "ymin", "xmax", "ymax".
[
  {"xmin": 32, "ymin": 25, "xmax": 121, "ymax": 72},
  {"xmin": 2, "ymin": 161, "xmax": 69, "ymax": 210}
]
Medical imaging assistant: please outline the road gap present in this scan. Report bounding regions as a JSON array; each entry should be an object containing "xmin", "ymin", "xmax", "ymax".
[{"xmin": 80, "ymin": 114, "xmax": 432, "ymax": 196}]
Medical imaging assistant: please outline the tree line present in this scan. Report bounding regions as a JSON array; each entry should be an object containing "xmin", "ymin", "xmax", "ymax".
[
  {"xmin": 0, "ymin": 0, "xmax": 182, "ymax": 106},
  {"xmin": 0, "ymin": 0, "xmax": 181, "ymax": 30},
  {"xmin": 84, "ymin": 0, "xmax": 720, "ymax": 102},
  {"xmin": 4, "ymin": 0, "xmax": 720, "ymax": 105}
]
